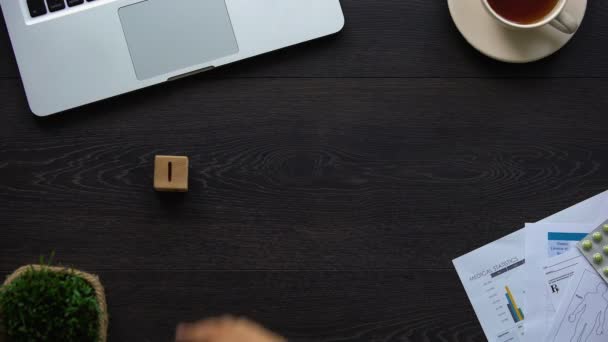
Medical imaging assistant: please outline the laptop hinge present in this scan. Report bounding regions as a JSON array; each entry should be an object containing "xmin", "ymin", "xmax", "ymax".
[{"xmin": 168, "ymin": 66, "xmax": 215, "ymax": 81}]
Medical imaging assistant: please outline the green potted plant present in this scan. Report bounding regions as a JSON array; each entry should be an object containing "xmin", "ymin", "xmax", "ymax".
[{"xmin": 0, "ymin": 257, "xmax": 108, "ymax": 342}]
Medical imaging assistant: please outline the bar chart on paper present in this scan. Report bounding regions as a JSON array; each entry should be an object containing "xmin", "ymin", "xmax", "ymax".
[
  {"xmin": 482, "ymin": 260, "xmax": 526, "ymax": 342},
  {"xmin": 453, "ymin": 229, "xmax": 528, "ymax": 342},
  {"xmin": 505, "ymin": 286, "xmax": 524, "ymax": 323}
]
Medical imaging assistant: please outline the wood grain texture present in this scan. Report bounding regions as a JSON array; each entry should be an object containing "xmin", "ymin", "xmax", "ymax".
[
  {"xmin": 1, "ymin": 0, "xmax": 608, "ymax": 79},
  {"xmin": 1, "ymin": 77, "xmax": 607, "ymax": 272},
  {"xmin": 1, "ymin": 1, "xmax": 608, "ymax": 341},
  {"xmin": 0, "ymin": 269, "xmax": 486, "ymax": 342}
]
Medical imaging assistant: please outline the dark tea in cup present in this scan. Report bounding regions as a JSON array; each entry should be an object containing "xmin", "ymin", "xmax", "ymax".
[{"xmin": 487, "ymin": 0, "xmax": 559, "ymax": 25}]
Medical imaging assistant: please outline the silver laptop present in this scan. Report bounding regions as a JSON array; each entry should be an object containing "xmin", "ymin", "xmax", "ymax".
[{"xmin": 1, "ymin": 0, "xmax": 344, "ymax": 116}]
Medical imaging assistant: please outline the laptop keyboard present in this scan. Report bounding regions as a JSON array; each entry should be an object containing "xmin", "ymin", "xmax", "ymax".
[{"xmin": 26, "ymin": 0, "xmax": 96, "ymax": 18}]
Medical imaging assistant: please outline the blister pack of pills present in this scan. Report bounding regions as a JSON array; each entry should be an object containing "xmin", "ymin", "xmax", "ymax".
[{"xmin": 577, "ymin": 220, "xmax": 608, "ymax": 283}]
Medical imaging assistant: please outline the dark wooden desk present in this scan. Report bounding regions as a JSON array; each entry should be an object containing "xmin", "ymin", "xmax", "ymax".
[{"xmin": 1, "ymin": 1, "xmax": 607, "ymax": 341}]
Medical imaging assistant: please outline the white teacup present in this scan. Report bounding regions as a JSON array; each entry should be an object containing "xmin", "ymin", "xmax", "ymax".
[{"xmin": 482, "ymin": 0, "xmax": 579, "ymax": 34}]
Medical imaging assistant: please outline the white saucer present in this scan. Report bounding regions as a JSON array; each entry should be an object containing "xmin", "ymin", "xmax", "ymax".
[{"xmin": 447, "ymin": 0, "xmax": 587, "ymax": 63}]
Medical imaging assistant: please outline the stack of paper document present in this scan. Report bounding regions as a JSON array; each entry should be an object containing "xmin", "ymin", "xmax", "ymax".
[{"xmin": 453, "ymin": 191, "xmax": 608, "ymax": 342}]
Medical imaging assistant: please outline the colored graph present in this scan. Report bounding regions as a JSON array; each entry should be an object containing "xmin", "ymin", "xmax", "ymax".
[{"xmin": 505, "ymin": 286, "xmax": 524, "ymax": 323}]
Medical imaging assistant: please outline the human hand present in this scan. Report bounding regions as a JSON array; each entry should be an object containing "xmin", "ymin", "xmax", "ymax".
[{"xmin": 175, "ymin": 316, "xmax": 286, "ymax": 342}]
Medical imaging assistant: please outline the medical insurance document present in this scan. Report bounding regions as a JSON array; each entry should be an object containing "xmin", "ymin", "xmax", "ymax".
[
  {"xmin": 523, "ymin": 222, "xmax": 596, "ymax": 342},
  {"xmin": 546, "ymin": 262, "xmax": 608, "ymax": 342}
]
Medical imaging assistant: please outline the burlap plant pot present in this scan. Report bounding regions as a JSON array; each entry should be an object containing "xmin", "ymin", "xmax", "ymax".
[{"xmin": 1, "ymin": 265, "xmax": 108, "ymax": 342}]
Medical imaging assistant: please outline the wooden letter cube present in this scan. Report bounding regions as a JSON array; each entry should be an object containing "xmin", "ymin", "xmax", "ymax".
[{"xmin": 154, "ymin": 155, "xmax": 189, "ymax": 192}]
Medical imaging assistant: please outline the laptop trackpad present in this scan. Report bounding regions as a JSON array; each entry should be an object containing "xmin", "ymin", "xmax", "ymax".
[{"xmin": 119, "ymin": 0, "xmax": 238, "ymax": 80}]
